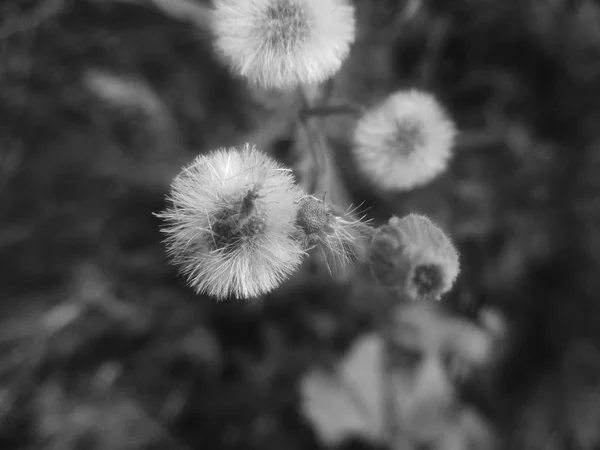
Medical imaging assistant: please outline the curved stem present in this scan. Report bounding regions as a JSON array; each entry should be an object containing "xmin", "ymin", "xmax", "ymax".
[{"xmin": 298, "ymin": 85, "xmax": 327, "ymax": 195}]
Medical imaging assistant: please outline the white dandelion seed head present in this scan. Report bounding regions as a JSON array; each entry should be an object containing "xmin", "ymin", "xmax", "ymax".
[
  {"xmin": 296, "ymin": 195, "xmax": 371, "ymax": 273},
  {"xmin": 158, "ymin": 143, "xmax": 307, "ymax": 300},
  {"xmin": 370, "ymin": 213, "xmax": 460, "ymax": 301},
  {"xmin": 353, "ymin": 89, "xmax": 457, "ymax": 191},
  {"xmin": 212, "ymin": 0, "xmax": 356, "ymax": 90}
]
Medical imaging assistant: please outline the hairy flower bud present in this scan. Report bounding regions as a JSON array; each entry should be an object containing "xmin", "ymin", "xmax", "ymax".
[
  {"xmin": 296, "ymin": 195, "xmax": 370, "ymax": 272},
  {"xmin": 370, "ymin": 214, "xmax": 459, "ymax": 301},
  {"xmin": 297, "ymin": 196, "xmax": 331, "ymax": 234}
]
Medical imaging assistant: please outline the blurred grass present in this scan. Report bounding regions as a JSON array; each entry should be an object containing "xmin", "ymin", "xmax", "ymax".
[{"xmin": 1, "ymin": 0, "xmax": 600, "ymax": 449}]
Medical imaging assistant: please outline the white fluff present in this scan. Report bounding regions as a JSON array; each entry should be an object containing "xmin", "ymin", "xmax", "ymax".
[
  {"xmin": 353, "ymin": 89, "xmax": 457, "ymax": 191},
  {"xmin": 158, "ymin": 143, "xmax": 306, "ymax": 300},
  {"xmin": 212, "ymin": 0, "xmax": 355, "ymax": 90}
]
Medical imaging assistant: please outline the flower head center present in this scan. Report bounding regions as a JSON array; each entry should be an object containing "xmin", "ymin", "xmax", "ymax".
[
  {"xmin": 412, "ymin": 263, "xmax": 443, "ymax": 298},
  {"xmin": 296, "ymin": 196, "xmax": 331, "ymax": 235},
  {"xmin": 392, "ymin": 119, "xmax": 425, "ymax": 157},
  {"xmin": 211, "ymin": 189, "xmax": 266, "ymax": 250}
]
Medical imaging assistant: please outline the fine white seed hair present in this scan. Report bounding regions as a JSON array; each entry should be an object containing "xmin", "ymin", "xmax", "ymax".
[
  {"xmin": 353, "ymin": 89, "xmax": 457, "ymax": 191},
  {"xmin": 158, "ymin": 143, "xmax": 307, "ymax": 300},
  {"xmin": 212, "ymin": 0, "xmax": 356, "ymax": 90}
]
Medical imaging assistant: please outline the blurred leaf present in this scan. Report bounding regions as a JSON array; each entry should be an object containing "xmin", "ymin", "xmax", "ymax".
[{"xmin": 300, "ymin": 334, "xmax": 383, "ymax": 447}]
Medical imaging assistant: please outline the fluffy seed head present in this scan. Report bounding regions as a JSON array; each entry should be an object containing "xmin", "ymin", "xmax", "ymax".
[
  {"xmin": 369, "ymin": 213, "xmax": 459, "ymax": 301},
  {"xmin": 158, "ymin": 143, "xmax": 307, "ymax": 300},
  {"xmin": 212, "ymin": 0, "xmax": 356, "ymax": 90},
  {"xmin": 353, "ymin": 89, "xmax": 457, "ymax": 191}
]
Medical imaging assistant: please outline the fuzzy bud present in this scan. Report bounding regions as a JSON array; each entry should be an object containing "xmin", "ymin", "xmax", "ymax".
[
  {"xmin": 296, "ymin": 196, "xmax": 331, "ymax": 235},
  {"xmin": 370, "ymin": 214, "xmax": 459, "ymax": 301},
  {"xmin": 296, "ymin": 195, "xmax": 370, "ymax": 272}
]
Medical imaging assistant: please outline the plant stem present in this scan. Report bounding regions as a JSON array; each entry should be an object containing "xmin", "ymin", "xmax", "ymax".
[
  {"xmin": 297, "ymin": 88, "xmax": 325, "ymax": 195},
  {"xmin": 300, "ymin": 104, "xmax": 363, "ymax": 120},
  {"xmin": 378, "ymin": 288, "xmax": 413, "ymax": 448}
]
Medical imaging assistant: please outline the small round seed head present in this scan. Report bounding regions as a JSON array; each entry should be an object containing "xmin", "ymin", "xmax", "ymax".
[
  {"xmin": 353, "ymin": 89, "xmax": 457, "ymax": 191},
  {"xmin": 369, "ymin": 213, "xmax": 459, "ymax": 301}
]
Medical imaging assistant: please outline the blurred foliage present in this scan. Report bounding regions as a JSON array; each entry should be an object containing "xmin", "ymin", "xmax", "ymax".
[{"xmin": 1, "ymin": 0, "xmax": 600, "ymax": 449}]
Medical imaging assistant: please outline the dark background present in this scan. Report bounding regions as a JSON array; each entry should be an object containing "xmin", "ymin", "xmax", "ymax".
[{"xmin": 1, "ymin": 0, "xmax": 600, "ymax": 448}]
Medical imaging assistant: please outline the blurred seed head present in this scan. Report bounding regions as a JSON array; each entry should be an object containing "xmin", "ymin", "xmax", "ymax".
[
  {"xmin": 353, "ymin": 89, "xmax": 457, "ymax": 191},
  {"xmin": 370, "ymin": 213, "xmax": 459, "ymax": 301},
  {"xmin": 212, "ymin": 0, "xmax": 356, "ymax": 90},
  {"xmin": 158, "ymin": 143, "xmax": 307, "ymax": 300}
]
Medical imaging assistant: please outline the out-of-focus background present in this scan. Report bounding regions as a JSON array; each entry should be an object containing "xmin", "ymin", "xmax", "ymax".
[{"xmin": 2, "ymin": 0, "xmax": 600, "ymax": 449}]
